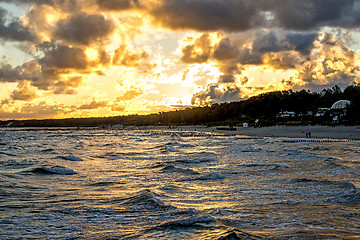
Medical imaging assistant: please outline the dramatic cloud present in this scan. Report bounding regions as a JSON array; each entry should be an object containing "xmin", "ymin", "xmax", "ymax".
[
  {"xmin": 116, "ymin": 89, "xmax": 143, "ymax": 101},
  {"xmin": 53, "ymin": 76, "xmax": 84, "ymax": 95},
  {"xmin": 54, "ymin": 12, "xmax": 115, "ymax": 46},
  {"xmin": 191, "ymin": 83, "xmax": 242, "ymax": 105},
  {"xmin": 39, "ymin": 43, "xmax": 90, "ymax": 70},
  {"xmin": 96, "ymin": 0, "xmax": 142, "ymax": 11},
  {"xmin": 0, "ymin": 0, "xmax": 89, "ymax": 12},
  {"xmin": 181, "ymin": 31, "xmax": 318, "ymax": 68},
  {"xmin": 181, "ymin": 34, "xmax": 214, "ymax": 64},
  {"xmin": 3, "ymin": 0, "xmax": 360, "ymax": 32},
  {"xmin": 0, "ymin": 0, "xmax": 359, "ymax": 119},
  {"xmin": 10, "ymin": 80, "xmax": 38, "ymax": 101},
  {"xmin": 0, "ymin": 7, "xmax": 39, "ymax": 42},
  {"xmin": 0, "ymin": 60, "xmax": 41, "ymax": 83},
  {"xmin": 297, "ymin": 32, "xmax": 359, "ymax": 87},
  {"xmin": 78, "ymin": 98, "xmax": 109, "ymax": 110},
  {"xmin": 271, "ymin": 0, "xmax": 360, "ymax": 30},
  {"xmin": 113, "ymin": 45, "xmax": 149, "ymax": 68},
  {"xmin": 148, "ymin": 0, "xmax": 360, "ymax": 31},
  {"xmin": 150, "ymin": 0, "xmax": 258, "ymax": 31},
  {"xmin": 0, "ymin": 101, "xmax": 70, "ymax": 120}
]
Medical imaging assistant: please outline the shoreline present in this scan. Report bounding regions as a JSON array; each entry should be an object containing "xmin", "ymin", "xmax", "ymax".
[
  {"xmin": 2, "ymin": 125, "xmax": 360, "ymax": 140},
  {"xmin": 140, "ymin": 125, "xmax": 360, "ymax": 140}
]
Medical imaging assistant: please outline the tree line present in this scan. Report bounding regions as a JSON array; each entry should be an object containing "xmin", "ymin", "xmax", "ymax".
[{"xmin": 2, "ymin": 85, "xmax": 360, "ymax": 128}]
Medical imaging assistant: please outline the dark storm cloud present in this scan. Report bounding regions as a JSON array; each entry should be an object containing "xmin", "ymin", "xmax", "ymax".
[
  {"xmin": 151, "ymin": 0, "xmax": 258, "ymax": 31},
  {"xmin": 272, "ymin": 0, "xmax": 360, "ymax": 30},
  {"xmin": 3, "ymin": 0, "xmax": 360, "ymax": 32},
  {"xmin": 283, "ymin": 32, "xmax": 318, "ymax": 55},
  {"xmin": 54, "ymin": 12, "xmax": 115, "ymax": 45},
  {"xmin": 252, "ymin": 31, "xmax": 318, "ymax": 55},
  {"xmin": 0, "ymin": 60, "xmax": 40, "ymax": 83},
  {"xmin": 39, "ymin": 43, "xmax": 89, "ymax": 70},
  {"xmin": 149, "ymin": 0, "xmax": 360, "ymax": 31},
  {"xmin": 191, "ymin": 83, "xmax": 242, "ymax": 105},
  {"xmin": 0, "ymin": 7, "xmax": 38, "ymax": 42},
  {"xmin": 213, "ymin": 38, "xmax": 239, "ymax": 61},
  {"xmin": 0, "ymin": 0, "xmax": 84, "ymax": 12},
  {"xmin": 0, "ymin": 62, "xmax": 26, "ymax": 82},
  {"xmin": 96, "ymin": 0, "xmax": 141, "ymax": 11}
]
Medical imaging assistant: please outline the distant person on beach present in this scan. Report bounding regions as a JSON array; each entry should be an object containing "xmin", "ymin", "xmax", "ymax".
[
  {"xmin": 254, "ymin": 119, "xmax": 259, "ymax": 128},
  {"xmin": 332, "ymin": 116, "xmax": 338, "ymax": 127}
]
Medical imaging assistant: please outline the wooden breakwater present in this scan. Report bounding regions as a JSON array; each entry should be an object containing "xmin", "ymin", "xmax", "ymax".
[
  {"xmin": 281, "ymin": 139, "xmax": 357, "ymax": 143},
  {"xmin": 145, "ymin": 130, "xmax": 235, "ymax": 137}
]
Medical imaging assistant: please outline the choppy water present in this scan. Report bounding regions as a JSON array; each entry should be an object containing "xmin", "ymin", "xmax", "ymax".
[{"xmin": 0, "ymin": 128, "xmax": 359, "ymax": 239}]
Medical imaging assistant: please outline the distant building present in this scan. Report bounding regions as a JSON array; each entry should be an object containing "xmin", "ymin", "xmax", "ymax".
[
  {"xmin": 315, "ymin": 100, "xmax": 351, "ymax": 118},
  {"xmin": 329, "ymin": 100, "xmax": 351, "ymax": 117},
  {"xmin": 315, "ymin": 108, "xmax": 329, "ymax": 117},
  {"xmin": 278, "ymin": 111, "xmax": 295, "ymax": 118},
  {"xmin": 330, "ymin": 100, "xmax": 351, "ymax": 110}
]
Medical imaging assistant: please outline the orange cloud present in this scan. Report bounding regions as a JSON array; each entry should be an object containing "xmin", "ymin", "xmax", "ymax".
[
  {"xmin": 78, "ymin": 98, "xmax": 109, "ymax": 110},
  {"xmin": 116, "ymin": 89, "xmax": 144, "ymax": 101},
  {"xmin": 10, "ymin": 81, "xmax": 38, "ymax": 101}
]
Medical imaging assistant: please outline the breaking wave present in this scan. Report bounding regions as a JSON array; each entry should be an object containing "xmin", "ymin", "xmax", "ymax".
[
  {"xmin": 119, "ymin": 189, "xmax": 176, "ymax": 211},
  {"xmin": 30, "ymin": 166, "xmax": 77, "ymax": 175}
]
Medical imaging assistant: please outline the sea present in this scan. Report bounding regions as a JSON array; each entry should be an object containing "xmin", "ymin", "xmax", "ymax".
[{"xmin": 0, "ymin": 128, "xmax": 359, "ymax": 239}]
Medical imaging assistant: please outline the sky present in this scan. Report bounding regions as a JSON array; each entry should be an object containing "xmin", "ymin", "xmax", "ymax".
[{"xmin": 0, "ymin": 0, "xmax": 359, "ymax": 120}]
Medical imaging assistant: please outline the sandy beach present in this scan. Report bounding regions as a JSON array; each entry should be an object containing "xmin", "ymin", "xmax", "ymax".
[{"xmin": 140, "ymin": 125, "xmax": 360, "ymax": 140}]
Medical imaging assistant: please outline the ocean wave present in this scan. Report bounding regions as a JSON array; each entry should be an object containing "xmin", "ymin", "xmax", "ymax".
[
  {"xmin": 0, "ymin": 151, "xmax": 17, "ymax": 157},
  {"xmin": 217, "ymin": 229, "xmax": 263, "ymax": 240},
  {"xmin": 289, "ymin": 178, "xmax": 356, "ymax": 190},
  {"xmin": 325, "ymin": 189, "xmax": 360, "ymax": 204},
  {"xmin": 96, "ymin": 151, "xmax": 141, "ymax": 160},
  {"xmin": 179, "ymin": 172, "xmax": 225, "ymax": 181},
  {"xmin": 119, "ymin": 189, "xmax": 176, "ymax": 210},
  {"xmin": 148, "ymin": 142, "xmax": 173, "ymax": 149},
  {"xmin": 163, "ymin": 146, "xmax": 179, "ymax": 152},
  {"xmin": 160, "ymin": 165, "xmax": 199, "ymax": 175},
  {"xmin": 88, "ymin": 181, "xmax": 124, "ymax": 187},
  {"xmin": 158, "ymin": 215, "xmax": 215, "ymax": 228},
  {"xmin": 59, "ymin": 155, "xmax": 83, "ymax": 161},
  {"xmin": 239, "ymin": 163, "xmax": 289, "ymax": 170},
  {"xmin": 147, "ymin": 142, "xmax": 184, "ymax": 153},
  {"xmin": 241, "ymin": 147, "xmax": 262, "ymax": 153},
  {"xmin": 30, "ymin": 166, "xmax": 77, "ymax": 175},
  {"xmin": 40, "ymin": 148, "xmax": 55, "ymax": 153},
  {"xmin": 172, "ymin": 158, "xmax": 217, "ymax": 164},
  {"xmin": 157, "ymin": 184, "xmax": 186, "ymax": 194},
  {"xmin": 315, "ymin": 169, "xmax": 360, "ymax": 176}
]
